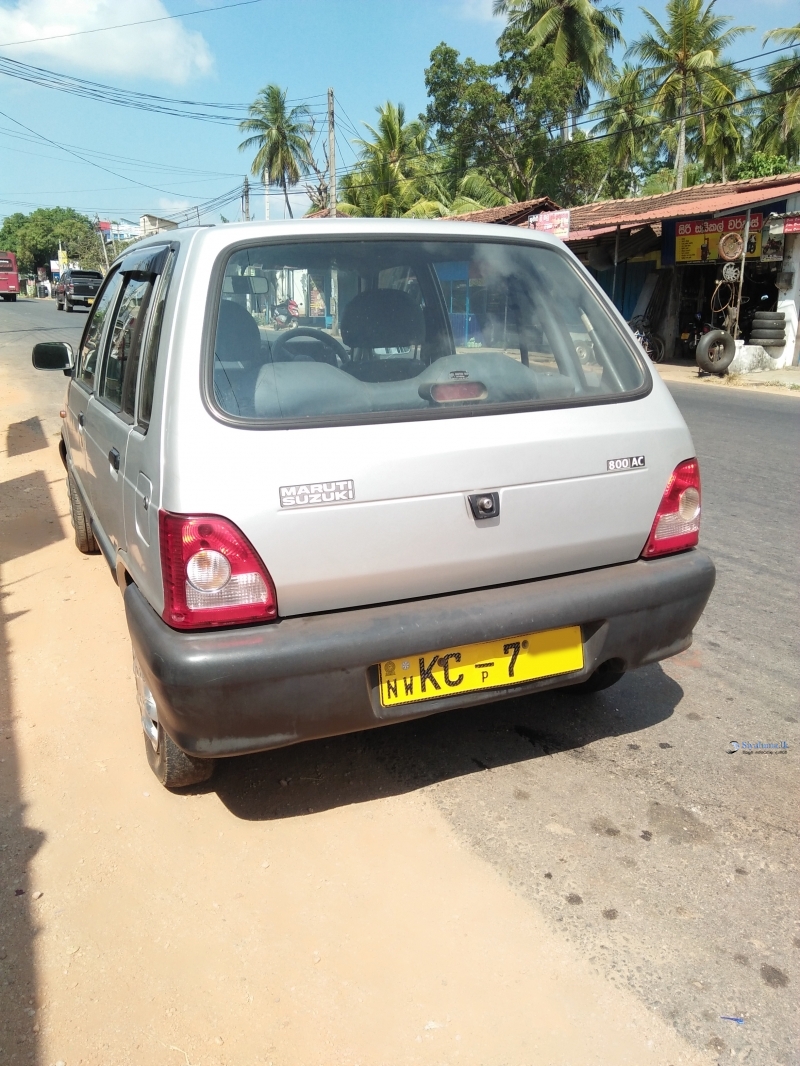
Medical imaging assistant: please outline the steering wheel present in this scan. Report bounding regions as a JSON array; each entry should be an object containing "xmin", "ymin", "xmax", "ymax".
[{"xmin": 271, "ymin": 327, "xmax": 350, "ymax": 367}]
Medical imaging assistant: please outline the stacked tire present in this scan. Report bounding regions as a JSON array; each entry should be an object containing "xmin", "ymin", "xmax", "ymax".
[{"xmin": 749, "ymin": 310, "xmax": 785, "ymax": 350}]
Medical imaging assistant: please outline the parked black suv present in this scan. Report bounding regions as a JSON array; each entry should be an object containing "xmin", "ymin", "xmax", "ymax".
[{"xmin": 55, "ymin": 268, "xmax": 103, "ymax": 312}]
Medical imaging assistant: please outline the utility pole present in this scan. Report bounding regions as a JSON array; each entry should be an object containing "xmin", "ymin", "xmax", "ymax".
[
  {"xmin": 242, "ymin": 175, "xmax": 250, "ymax": 222},
  {"xmin": 93, "ymin": 216, "xmax": 110, "ymax": 273},
  {"xmin": 327, "ymin": 87, "xmax": 339, "ymax": 333},
  {"xmin": 327, "ymin": 87, "xmax": 336, "ymax": 218}
]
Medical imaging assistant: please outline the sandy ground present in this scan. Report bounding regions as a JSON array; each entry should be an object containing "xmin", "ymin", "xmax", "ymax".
[
  {"xmin": 655, "ymin": 360, "xmax": 800, "ymax": 394},
  {"xmin": 0, "ymin": 337, "xmax": 719, "ymax": 1064}
]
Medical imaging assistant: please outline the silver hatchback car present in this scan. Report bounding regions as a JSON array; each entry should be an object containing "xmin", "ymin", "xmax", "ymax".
[{"xmin": 34, "ymin": 219, "xmax": 715, "ymax": 788}]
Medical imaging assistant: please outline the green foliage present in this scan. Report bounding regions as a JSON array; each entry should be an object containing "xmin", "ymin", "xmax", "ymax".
[
  {"xmin": 627, "ymin": 0, "xmax": 753, "ymax": 189},
  {"xmin": 423, "ymin": 37, "xmax": 591, "ymax": 204},
  {"xmin": 493, "ymin": 0, "xmax": 623, "ymax": 89},
  {"xmin": 732, "ymin": 152, "xmax": 792, "ymax": 180},
  {"xmin": 0, "ymin": 207, "xmax": 96, "ymax": 273}
]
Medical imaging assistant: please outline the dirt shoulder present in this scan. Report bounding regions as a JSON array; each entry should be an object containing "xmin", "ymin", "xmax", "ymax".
[{"xmin": 656, "ymin": 360, "xmax": 800, "ymax": 395}]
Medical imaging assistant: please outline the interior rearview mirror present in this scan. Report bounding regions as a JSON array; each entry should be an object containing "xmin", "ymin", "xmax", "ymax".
[{"xmin": 32, "ymin": 341, "xmax": 75, "ymax": 374}]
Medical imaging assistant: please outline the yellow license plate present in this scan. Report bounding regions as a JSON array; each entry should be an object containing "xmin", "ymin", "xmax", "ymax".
[{"xmin": 377, "ymin": 626, "xmax": 583, "ymax": 708}]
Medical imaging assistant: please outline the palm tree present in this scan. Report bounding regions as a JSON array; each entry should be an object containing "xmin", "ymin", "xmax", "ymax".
[
  {"xmin": 628, "ymin": 0, "xmax": 752, "ymax": 191},
  {"xmin": 761, "ymin": 24, "xmax": 800, "ymax": 146},
  {"xmin": 493, "ymin": 0, "xmax": 623, "ymax": 137},
  {"xmin": 337, "ymin": 103, "xmax": 507, "ymax": 218},
  {"xmin": 238, "ymin": 85, "xmax": 313, "ymax": 218},
  {"xmin": 591, "ymin": 63, "xmax": 656, "ymax": 194}
]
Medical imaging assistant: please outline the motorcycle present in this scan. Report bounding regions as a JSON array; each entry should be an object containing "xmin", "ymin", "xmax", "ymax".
[
  {"xmin": 682, "ymin": 312, "xmax": 712, "ymax": 359},
  {"xmin": 272, "ymin": 298, "xmax": 299, "ymax": 330}
]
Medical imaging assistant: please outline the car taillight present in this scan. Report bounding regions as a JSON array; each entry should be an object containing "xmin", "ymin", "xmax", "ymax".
[
  {"xmin": 642, "ymin": 459, "xmax": 701, "ymax": 558},
  {"xmin": 158, "ymin": 511, "xmax": 278, "ymax": 629},
  {"xmin": 430, "ymin": 381, "xmax": 487, "ymax": 402}
]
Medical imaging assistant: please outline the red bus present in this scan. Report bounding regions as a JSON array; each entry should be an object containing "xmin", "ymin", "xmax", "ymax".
[{"xmin": 0, "ymin": 251, "xmax": 19, "ymax": 301}]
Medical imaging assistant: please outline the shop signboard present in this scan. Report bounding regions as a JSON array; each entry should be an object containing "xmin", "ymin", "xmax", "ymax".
[
  {"xmin": 783, "ymin": 216, "xmax": 800, "ymax": 233},
  {"xmin": 675, "ymin": 213, "xmax": 762, "ymax": 263},
  {"xmin": 528, "ymin": 209, "xmax": 570, "ymax": 239}
]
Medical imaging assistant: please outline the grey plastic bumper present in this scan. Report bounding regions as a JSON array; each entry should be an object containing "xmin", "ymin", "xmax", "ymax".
[{"xmin": 125, "ymin": 551, "xmax": 715, "ymax": 757}]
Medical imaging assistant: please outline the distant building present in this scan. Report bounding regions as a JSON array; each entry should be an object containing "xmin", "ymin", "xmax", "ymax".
[
  {"xmin": 139, "ymin": 214, "xmax": 179, "ymax": 237},
  {"xmin": 97, "ymin": 219, "xmax": 142, "ymax": 243}
]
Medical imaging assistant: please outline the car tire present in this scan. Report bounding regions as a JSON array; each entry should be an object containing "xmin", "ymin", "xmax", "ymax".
[
  {"xmin": 66, "ymin": 471, "xmax": 99, "ymax": 554},
  {"xmin": 8, "ymin": 294, "xmax": 16, "ymax": 302},
  {"xmin": 570, "ymin": 660, "xmax": 626, "ymax": 692},
  {"xmin": 145, "ymin": 724, "xmax": 216, "ymax": 789},
  {"xmin": 65, "ymin": 298, "xmax": 73, "ymax": 313},
  {"xmin": 134, "ymin": 652, "xmax": 216, "ymax": 788},
  {"xmin": 748, "ymin": 329, "xmax": 785, "ymax": 341},
  {"xmin": 696, "ymin": 329, "xmax": 735, "ymax": 374},
  {"xmin": 752, "ymin": 311, "xmax": 784, "ymax": 323},
  {"xmin": 56, "ymin": 298, "xmax": 63, "ymax": 311}
]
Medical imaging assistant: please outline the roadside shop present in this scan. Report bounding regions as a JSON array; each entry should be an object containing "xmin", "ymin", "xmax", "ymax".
[{"xmin": 452, "ymin": 173, "xmax": 800, "ymax": 367}]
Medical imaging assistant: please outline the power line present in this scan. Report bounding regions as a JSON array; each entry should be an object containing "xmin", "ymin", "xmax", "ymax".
[
  {"xmin": 0, "ymin": 54, "xmax": 330, "ymax": 125},
  {"xmin": 0, "ymin": 107, "xmax": 214, "ymax": 197},
  {"xmin": 0, "ymin": 0, "xmax": 269, "ymax": 49},
  {"xmin": 307, "ymin": 80, "xmax": 800, "ymax": 201}
]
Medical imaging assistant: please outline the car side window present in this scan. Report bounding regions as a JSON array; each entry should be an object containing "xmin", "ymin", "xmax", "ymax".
[
  {"xmin": 99, "ymin": 275, "xmax": 155, "ymax": 416},
  {"xmin": 76, "ymin": 269, "xmax": 122, "ymax": 391},
  {"xmin": 137, "ymin": 251, "xmax": 176, "ymax": 429}
]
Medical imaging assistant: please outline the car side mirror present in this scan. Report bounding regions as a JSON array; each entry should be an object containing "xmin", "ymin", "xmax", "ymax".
[{"xmin": 32, "ymin": 341, "xmax": 75, "ymax": 375}]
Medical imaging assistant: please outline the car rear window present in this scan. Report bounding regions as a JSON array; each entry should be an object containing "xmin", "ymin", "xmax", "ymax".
[
  {"xmin": 209, "ymin": 238, "xmax": 648, "ymax": 426},
  {"xmin": 71, "ymin": 271, "xmax": 103, "ymax": 279}
]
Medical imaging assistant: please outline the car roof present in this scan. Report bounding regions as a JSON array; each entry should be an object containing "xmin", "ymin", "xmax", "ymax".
[{"xmin": 113, "ymin": 217, "xmax": 567, "ymax": 263}]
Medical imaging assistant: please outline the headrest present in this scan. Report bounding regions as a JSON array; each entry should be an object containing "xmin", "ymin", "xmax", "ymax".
[
  {"xmin": 340, "ymin": 288, "xmax": 425, "ymax": 349},
  {"xmin": 215, "ymin": 299, "xmax": 262, "ymax": 365}
]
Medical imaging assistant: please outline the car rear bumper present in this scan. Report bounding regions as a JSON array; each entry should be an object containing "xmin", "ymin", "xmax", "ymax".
[{"xmin": 125, "ymin": 550, "xmax": 715, "ymax": 757}]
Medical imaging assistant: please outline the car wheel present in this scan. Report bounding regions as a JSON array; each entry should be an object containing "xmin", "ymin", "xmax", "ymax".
[
  {"xmin": 56, "ymin": 298, "xmax": 63, "ymax": 311},
  {"xmin": 134, "ymin": 654, "xmax": 216, "ymax": 788},
  {"xmin": 65, "ymin": 298, "xmax": 73, "ymax": 313},
  {"xmin": 570, "ymin": 659, "xmax": 626, "ymax": 692},
  {"xmin": 8, "ymin": 294, "xmax": 16, "ymax": 302},
  {"xmin": 66, "ymin": 471, "xmax": 99, "ymax": 554}
]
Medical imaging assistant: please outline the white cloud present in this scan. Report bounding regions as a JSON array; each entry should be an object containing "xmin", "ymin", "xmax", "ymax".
[
  {"xmin": 458, "ymin": 0, "xmax": 495, "ymax": 21},
  {"xmin": 156, "ymin": 196, "xmax": 194, "ymax": 214},
  {"xmin": 0, "ymin": 0, "xmax": 214, "ymax": 84}
]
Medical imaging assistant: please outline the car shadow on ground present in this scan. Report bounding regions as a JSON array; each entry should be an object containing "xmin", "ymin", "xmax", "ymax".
[
  {"xmin": 0, "ymin": 469, "xmax": 60, "ymax": 1062},
  {"xmin": 212, "ymin": 663, "xmax": 683, "ymax": 821}
]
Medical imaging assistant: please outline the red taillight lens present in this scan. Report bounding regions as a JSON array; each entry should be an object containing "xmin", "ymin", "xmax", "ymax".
[
  {"xmin": 158, "ymin": 511, "xmax": 278, "ymax": 630},
  {"xmin": 642, "ymin": 459, "xmax": 701, "ymax": 558}
]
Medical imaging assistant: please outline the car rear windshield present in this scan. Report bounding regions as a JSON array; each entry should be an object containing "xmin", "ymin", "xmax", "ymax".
[
  {"xmin": 71, "ymin": 270, "xmax": 103, "ymax": 279},
  {"xmin": 209, "ymin": 238, "xmax": 648, "ymax": 426}
]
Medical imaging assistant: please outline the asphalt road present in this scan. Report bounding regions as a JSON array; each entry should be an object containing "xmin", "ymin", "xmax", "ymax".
[{"xmin": 1, "ymin": 296, "xmax": 797, "ymax": 1065}]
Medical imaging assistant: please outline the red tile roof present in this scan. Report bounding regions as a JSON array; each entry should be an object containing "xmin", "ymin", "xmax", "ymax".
[
  {"xmin": 566, "ymin": 172, "xmax": 800, "ymax": 235},
  {"xmin": 443, "ymin": 196, "xmax": 559, "ymax": 225}
]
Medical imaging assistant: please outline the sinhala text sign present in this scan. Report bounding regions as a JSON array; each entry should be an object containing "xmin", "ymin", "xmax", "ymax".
[{"xmin": 675, "ymin": 213, "xmax": 762, "ymax": 263}]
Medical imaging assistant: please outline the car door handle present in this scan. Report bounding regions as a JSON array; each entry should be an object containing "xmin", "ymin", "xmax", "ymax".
[
  {"xmin": 78, "ymin": 412, "xmax": 84, "ymax": 428},
  {"xmin": 108, "ymin": 447, "xmax": 120, "ymax": 472}
]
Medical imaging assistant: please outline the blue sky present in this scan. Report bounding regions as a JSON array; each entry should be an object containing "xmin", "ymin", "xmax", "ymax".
[{"xmin": 0, "ymin": 0, "xmax": 796, "ymax": 226}]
